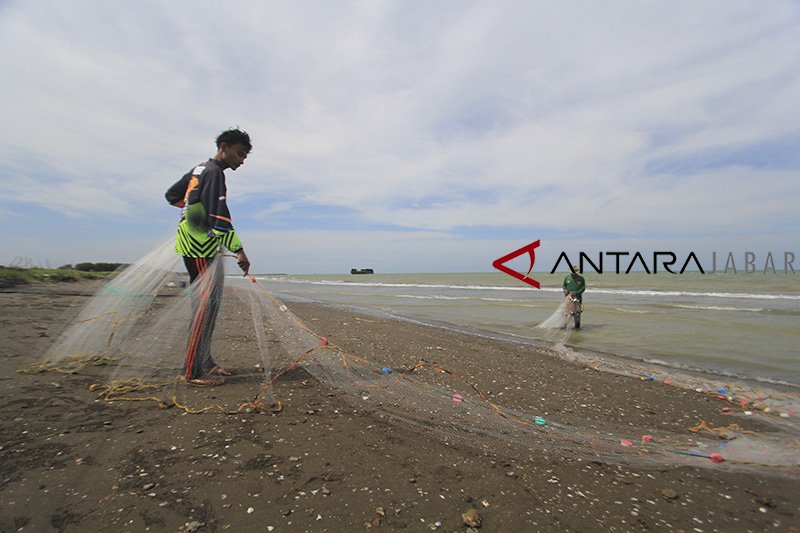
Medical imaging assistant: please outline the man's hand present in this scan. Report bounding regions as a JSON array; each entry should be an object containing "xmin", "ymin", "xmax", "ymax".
[{"xmin": 236, "ymin": 250, "xmax": 250, "ymax": 277}]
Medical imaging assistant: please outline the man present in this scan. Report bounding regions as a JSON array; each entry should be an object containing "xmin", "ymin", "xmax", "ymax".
[
  {"xmin": 562, "ymin": 265, "xmax": 586, "ymax": 328},
  {"xmin": 165, "ymin": 128, "xmax": 252, "ymax": 385}
]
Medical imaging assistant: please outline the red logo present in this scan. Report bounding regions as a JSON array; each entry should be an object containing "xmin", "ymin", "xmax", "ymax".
[{"xmin": 492, "ymin": 240, "xmax": 541, "ymax": 289}]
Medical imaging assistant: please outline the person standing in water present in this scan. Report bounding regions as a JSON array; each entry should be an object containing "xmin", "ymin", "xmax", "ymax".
[{"xmin": 562, "ymin": 265, "xmax": 586, "ymax": 328}]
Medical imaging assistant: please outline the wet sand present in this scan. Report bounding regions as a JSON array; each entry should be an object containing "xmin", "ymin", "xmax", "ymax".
[{"xmin": 0, "ymin": 282, "xmax": 798, "ymax": 532}]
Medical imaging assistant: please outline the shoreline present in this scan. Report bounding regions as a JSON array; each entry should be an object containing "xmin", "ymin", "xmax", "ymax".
[
  {"xmin": 284, "ymin": 299, "xmax": 800, "ymax": 440},
  {"xmin": 278, "ymin": 291, "xmax": 800, "ymax": 402},
  {"xmin": 1, "ymin": 282, "xmax": 798, "ymax": 532},
  {"xmin": 259, "ymin": 272, "xmax": 800, "ymax": 390}
]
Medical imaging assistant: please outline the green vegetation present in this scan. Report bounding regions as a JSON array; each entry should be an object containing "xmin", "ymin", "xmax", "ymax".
[
  {"xmin": 61, "ymin": 262, "xmax": 126, "ymax": 272},
  {"xmin": 0, "ymin": 266, "xmax": 115, "ymax": 285}
]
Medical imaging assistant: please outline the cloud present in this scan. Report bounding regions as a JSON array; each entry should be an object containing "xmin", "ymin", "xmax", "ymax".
[{"xmin": 1, "ymin": 1, "xmax": 799, "ymax": 270}]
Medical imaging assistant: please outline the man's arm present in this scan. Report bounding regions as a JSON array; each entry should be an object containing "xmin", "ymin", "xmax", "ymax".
[
  {"xmin": 576, "ymin": 276, "xmax": 586, "ymax": 296},
  {"xmin": 200, "ymin": 168, "xmax": 251, "ymax": 275},
  {"xmin": 235, "ymin": 250, "xmax": 250, "ymax": 276},
  {"xmin": 165, "ymin": 172, "xmax": 191, "ymax": 207}
]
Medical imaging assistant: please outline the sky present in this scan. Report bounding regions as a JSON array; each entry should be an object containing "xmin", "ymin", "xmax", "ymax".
[{"xmin": 2, "ymin": 0, "xmax": 799, "ymax": 274}]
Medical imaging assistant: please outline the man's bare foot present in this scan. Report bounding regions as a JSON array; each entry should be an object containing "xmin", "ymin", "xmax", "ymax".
[
  {"xmin": 177, "ymin": 374, "xmax": 225, "ymax": 386},
  {"xmin": 209, "ymin": 366, "xmax": 232, "ymax": 376}
]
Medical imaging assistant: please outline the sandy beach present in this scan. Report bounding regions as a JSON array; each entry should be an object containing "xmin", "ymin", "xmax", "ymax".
[{"xmin": 1, "ymin": 281, "xmax": 798, "ymax": 532}]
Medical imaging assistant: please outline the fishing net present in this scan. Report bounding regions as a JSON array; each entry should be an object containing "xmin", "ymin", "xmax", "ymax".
[
  {"xmin": 535, "ymin": 296, "xmax": 583, "ymax": 354},
  {"xmin": 38, "ymin": 239, "xmax": 182, "ymax": 373},
  {"xmin": 537, "ymin": 298, "xmax": 573, "ymax": 330},
  {"xmin": 535, "ymin": 297, "xmax": 800, "ymax": 441},
  {"xmin": 29, "ymin": 241, "xmax": 800, "ymax": 472}
]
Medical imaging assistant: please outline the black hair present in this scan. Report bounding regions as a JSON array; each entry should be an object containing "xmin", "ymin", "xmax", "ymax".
[{"xmin": 215, "ymin": 128, "xmax": 252, "ymax": 152}]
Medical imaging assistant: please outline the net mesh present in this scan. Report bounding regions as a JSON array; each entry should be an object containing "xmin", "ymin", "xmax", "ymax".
[
  {"xmin": 29, "ymin": 241, "xmax": 800, "ymax": 473},
  {"xmin": 39, "ymin": 240, "xmax": 181, "ymax": 372}
]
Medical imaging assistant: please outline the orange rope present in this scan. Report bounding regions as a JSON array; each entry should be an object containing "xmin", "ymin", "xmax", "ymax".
[{"xmin": 688, "ymin": 420, "xmax": 757, "ymax": 436}]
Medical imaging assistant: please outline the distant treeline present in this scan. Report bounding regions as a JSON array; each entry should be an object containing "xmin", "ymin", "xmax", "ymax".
[
  {"xmin": 60, "ymin": 262, "xmax": 127, "ymax": 272},
  {"xmin": 0, "ymin": 266, "xmax": 112, "ymax": 285}
]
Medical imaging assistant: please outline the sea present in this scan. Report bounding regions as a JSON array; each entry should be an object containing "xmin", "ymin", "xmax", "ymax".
[{"xmin": 255, "ymin": 272, "xmax": 800, "ymax": 390}]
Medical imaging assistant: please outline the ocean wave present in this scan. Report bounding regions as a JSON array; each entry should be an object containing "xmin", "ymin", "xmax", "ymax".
[
  {"xmin": 673, "ymin": 304, "xmax": 765, "ymax": 312},
  {"xmin": 258, "ymin": 276, "xmax": 798, "ymax": 300},
  {"xmin": 395, "ymin": 294, "xmax": 470, "ymax": 300},
  {"xmin": 590, "ymin": 288, "xmax": 800, "ymax": 300},
  {"xmin": 257, "ymin": 276, "xmax": 562, "ymax": 292}
]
